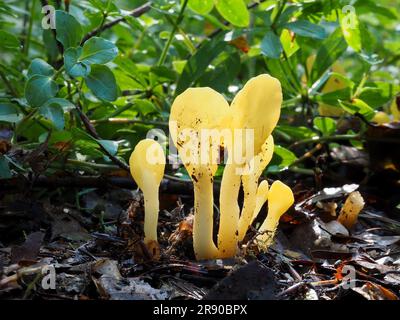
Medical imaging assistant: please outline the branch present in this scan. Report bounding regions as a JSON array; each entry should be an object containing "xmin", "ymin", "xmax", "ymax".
[
  {"xmin": 75, "ymin": 102, "xmax": 130, "ymax": 172},
  {"xmin": 90, "ymin": 118, "xmax": 168, "ymax": 127},
  {"xmin": 81, "ymin": 1, "xmax": 152, "ymax": 44},
  {"xmin": 0, "ymin": 175, "xmax": 221, "ymax": 196}
]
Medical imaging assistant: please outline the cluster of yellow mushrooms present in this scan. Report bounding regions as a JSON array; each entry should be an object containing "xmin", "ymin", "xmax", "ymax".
[{"xmin": 129, "ymin": 74, "xmax": 294, "ymax": 260}]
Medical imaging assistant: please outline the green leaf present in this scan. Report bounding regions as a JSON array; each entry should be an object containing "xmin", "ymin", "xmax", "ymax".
[
  {"xmin": 215, "ymin": 0, "xmax": 250, "ymax": 27},
  {"xmin": 358, "ymin": 82, "xmax": 397, "ymax": 108},
  {"xmin": 85, "ymin": 64, "xmax": 118, "ymax": 101},
  {"xmin": 0, "ymin": 103, "xmax": 22, "ymax": 123},
  {"xmin": 313, "ymin": 117, "xmax": 336, "ymax": 136},
  {"xmin": 198, "ymin": 51, "xmax": 241, "ymax": 92},
  {"xmin": 0, "ymin": 155, "xmax": 12, "ymax": 179},
  {"xmin": 72, "ymin": 128, "xmax": 119, "ymax": 157},
  {"xmin": 265, "ymin": 59, "xmax": 297, "ymax": 95},
  {"xmin": 0, "ymin": 30, "xmax": 20, "ymax": 49},
  {"xmin": 188, "ymin": 0, "xmax": 214, "ymax": 14},
  {"xmin": 64, "ymin": 47, "xmax": 91, "ymax": 78},
  {"xmin": 42, "ymin": 98, "xmax": 75, "ymax": 111},
  {"xmin": 285, "ymin": 20, "xmax": 327, "ymax": 39},
  {"xmin": 316, "ymin": 88, "xmax": 352, "ymax": 107},
  {"xmin": 359, "ymin": 52, "xmax": 383, "ymax": 65},
  {"xmin": 88, "ymin": 0, "xmax": 119, "ymax": 12},
  {"xmin": 25, "ymin": 75, "xmax": 59, "ymax": 108},
  {"xmin": 276, "ymin": 125, "xmax": 317, "ymax": 140},
  {"xmin": 339, "ymin": 99, "xmax": 375, "ymax": 120},
  {"xmin": 150, "ymin": 66, "xmax": 177, "ymax": 82},
  {"xmin": 260, "ymin": 31, "xmax": 282, "ymax": 59},
  {"xmin": 81, "ymin": 37, "xmax": 118, "ymax": 64},
  {"xmin": 311, "ymin": 28, "xmax": 348, "ymax": 83},
  {"xmin": 27, "ymin": 58, "xmax": 55, "ymax": 78},
  {"xmin": 134, "ymin": 99, "xmax": 158, "ymax": 116},
  {"xmin": 98, "ymin": 140, "xmax": 119, "ymax": 156},
  {"xmin": 267, "ymin": 145, "xmax": 298, "ymax": 173},
  {"xmin": 39, "ymin": 103, "xmax": 65, "ymax": 130},
  {"xmin": 280, "ymin": 29, "xmax": 299, "ymax": 58},
  {"xmin": 55, "ymin": 10, "xmax": 83, "ymax": 49},
  {"xmin": 43, "ymin": 29, "xmax": 59, "ymax": 61},
  {"xmin": 356, "ymin": 0, "xmax": 397, "ymax": 20},
  {"xmin": 339, "ymin": 8, "xmax": 361, "ymax": 52},
  {"xmin": 176, "ymin": 35, "xmax": 227, "ymax": 94}
]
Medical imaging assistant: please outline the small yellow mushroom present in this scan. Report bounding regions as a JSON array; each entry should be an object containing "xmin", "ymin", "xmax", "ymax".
[
  {"xmin": 390, "ymin": 97, "xmax": 400, "ymax": 121},
  {"xmin": 337, "ymin": 191, "xmax": 365, "ymax": 229},
  {"xmin": 372, "ymin": 111, "xmax": 391, "ymax": 124},
  {"xmin": 169, "ymin": 87, "xmax": 230, "ymax": 260},
  {"xmin": 305, "ymin": 55, "xmax": 347, "ymax": 117},
  {"xmin": 256, "ymin": 181, "xmax": 294, "ymax": 251},
  {"xmin": 129, "ymin": 139, "xmax": 165, "ymax": 248},
  {"xmin": 219, "ymin": 75, "xmax": 282, "ymax": 257},
  {"xmin": 237, "ymin": 135, "xmax": 274, "ymax": 241}
]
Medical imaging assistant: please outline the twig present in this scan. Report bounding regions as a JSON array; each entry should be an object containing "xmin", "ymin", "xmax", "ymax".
[
  {"xmin": 0, "ymin": 66, "xmax": 19, "ymax": 97},
  {"xmin": 289, "ymin": 143, "xmax": 323, "ymax": 168},
  {"xmin": 289, "ymin": 134, "xmax": 361, "ymax": 149},
  {"xmin": 90, "ymin": 118, "xmax": 168, "ymax": 127},
  {"xmin": 75, "ymin": 102, "xmax": 130, "ymax": 171},
  {"xmin": 158, "ymin": 0, "xmax": 189, "ymax": 66},
  {"xmin": 81, "ymin": 1, "xmax": 152, "ymax": 44},
  {"xmin": 0, "ymin": 175, "xmax": 221, "ymax": 195},
  {"xmin": 24, "ymin": 0, "xmax": 37, "ymax": 56},
  {"xmin": 277, "ymin": 282, "xmax": 305, "ymax": 297}
]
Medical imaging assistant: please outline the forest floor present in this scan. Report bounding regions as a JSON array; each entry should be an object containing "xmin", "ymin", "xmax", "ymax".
[{"xmin": 1, "ymin": 164, "xmax": 400, "ymax": 301}]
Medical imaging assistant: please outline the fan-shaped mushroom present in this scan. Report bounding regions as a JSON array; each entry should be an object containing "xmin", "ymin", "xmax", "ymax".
[
  {"xmin": 219, "ymin": 75, "xmax": 282, "ymax": 257},
  {"xmin": 169, "ymin": 88, "xmax": 230, "ymax": 260}
]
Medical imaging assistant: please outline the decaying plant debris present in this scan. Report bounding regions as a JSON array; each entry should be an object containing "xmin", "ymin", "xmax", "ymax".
[{"xmin": 1, "ymin": 177, "xmax": 399, "ymax": 300}]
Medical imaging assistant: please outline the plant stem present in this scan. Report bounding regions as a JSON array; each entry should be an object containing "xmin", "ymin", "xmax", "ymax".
[
  {"xmin": 52, "ymin": 66, "xmax": 65, "ymax": 80},
  {"xmin": 81, "ymin": 1, "xmax": 152, "ymax": 44},
  {"xmin": 157, "ymin": 0, "xmax": 189, "ymax": 66},
  {"xmin": 0, "ymin": 67, "xmax": 19, "ymax": 97},
  {"xmin": 288, "ymin": 167, "xmax": 314, "ymax": 175},
  {"xmin": 24, "ymin": 0, "xmax": 37, "ymax": 56},
  {"xmin": 289, "ymin": 134, "xmax": 361, "ymax": 149},
  {"xmin": 90, "ymin": 118, "xmax": 168, "ymax": 127}
]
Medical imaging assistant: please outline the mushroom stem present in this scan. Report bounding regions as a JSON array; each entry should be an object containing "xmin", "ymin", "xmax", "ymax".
[
  {"xmin": 251, "ymin": 180, "xmax": 269, "ymax": 225},
  {"xmin": 218, "ymin": 162, "xmax": 241, "ymax": 258},
  {"xmin": 142, "ymin": 175, "xmax": 160, "ymax": 245},
  {"xmin": 238, "ymin": 135, "xmax": 274, "ymax": 241},
  {"xmin": 193, "ymin": 176, "xmax": 219, "ymax": 260},
  {"xmin": 129, "ymin": 139, "xmax": 165, "ymax": 249},
  {"xmin": 237, "ymin": 174, "xmax": 258, "ymax": 241}
]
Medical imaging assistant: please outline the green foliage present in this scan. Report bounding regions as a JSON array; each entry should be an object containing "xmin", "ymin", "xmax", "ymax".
[
  {"xmin": 0, "ymin": 0, "xmax": 399, "ymax": 179},
  {"xmin": 55, "ymin": 10, "xmax": 83, "ymax": 49},
  {"xmin": 25, "ymin": 75, "xmax": 59, "ymax": 108},
  {"xmin": 85, "ymin": 65, "xmax": 118, "ymax": 101}
]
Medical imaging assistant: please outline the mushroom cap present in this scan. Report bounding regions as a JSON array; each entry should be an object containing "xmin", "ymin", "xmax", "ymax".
[
  {"xmin": 249, "ymin": 135, "xmax": 274, "ymax": 177},
  {"xmin": 129, "ymin": 139, "xmax": 166, "ymax": 190},
  {"xmin": 230, "ymin": 74, "xmax": 282, "ymax": 162},
  {"xmin": 257, "ymin": 180, "xmax": 269, "ymax": 202},
  {"xmin": 268, "ymin": 180, "xmax": 294, "ymax": 217},
  {"xmin": 169, "ymin": 87, "xmax": 230, "ymax": 177}
]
